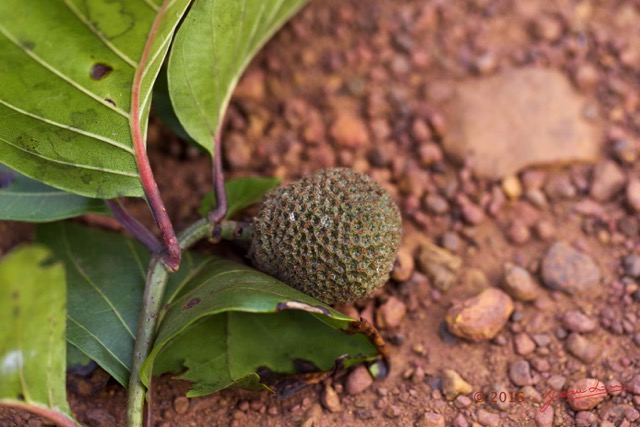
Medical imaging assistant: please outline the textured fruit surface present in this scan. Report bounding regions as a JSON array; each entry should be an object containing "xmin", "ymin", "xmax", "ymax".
[{"xmin": 249, "ymin": 168, "xmax": 402, "ymax": 304}]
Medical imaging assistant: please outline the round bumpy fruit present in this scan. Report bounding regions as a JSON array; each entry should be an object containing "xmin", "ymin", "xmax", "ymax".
[{"xmin": 249, "ymin": 168, "xmax": 402, "ymax": 304}]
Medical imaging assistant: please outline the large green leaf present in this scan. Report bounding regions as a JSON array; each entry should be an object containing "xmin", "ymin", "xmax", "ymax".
[
  {"xmin": 141, "ymin": 257, "xmax": 378, "ymax": 397},
  {"xmin": 0, "ymin": 0, "xmax": 192, "ymax": 198},
  {"xmin": 0, "ymin": 164, "xmax": 108, "ymax": 222},
  {"xmin": 37, "ymin": 222, "xmax": 380, "ymax": 394},
  {"xmin": 0, "ymin": 245, "xmax": 75, "ymax": 424},
  {"xmin": 36, "ymin": 222, "xmax": 210, "ymax": 386},
  {"xmin": 197, "ymin": 176, "xmax": 281, "ymax": 218},
  {"xmin": 168, "ymin": 0, "xmax": 309, "ymax": 153}
]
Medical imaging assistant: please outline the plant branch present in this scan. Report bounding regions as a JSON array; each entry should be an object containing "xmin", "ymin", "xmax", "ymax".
[
  {"xmin": 127, "ymin": 217, "xmax": 212, "ymax": 427},
  {"xmin": 107, "ymin": 200, "xmax": 162, "ymax": 254},
  {"xmin": 210, "ymin": 220, "xmax": 253, "ymax": 243},
  {"xmin": 0, "ymin": 402, "xmax": 79, "ymax": 427},
  {"xmin": 208, "ymin": 133, "xmax": 227, "ymax": 224},
  {"xmin": 130, "ymin": 0, "xmax": 180, "ymax": 271}
]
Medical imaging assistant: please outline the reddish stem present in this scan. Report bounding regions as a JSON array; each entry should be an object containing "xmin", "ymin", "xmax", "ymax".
[
  {"xmin": 130, "ymin": 0, "xmax": 180, "ymax": 271},
  {"xmin": 107, "ymin": 200, "xmax": 161, "ymax": 253},
  {"xmin": 208, "ymin": 133, "xmax": 227, "ymax": 223},
  {"xmin": 0, "ymin": 402, "xmax": 78, "ymax": 427}
]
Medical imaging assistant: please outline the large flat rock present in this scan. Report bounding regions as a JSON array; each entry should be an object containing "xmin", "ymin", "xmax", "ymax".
[{"xmin": 443, "ymin": 68, "xmax": 600, "ymax": 179}]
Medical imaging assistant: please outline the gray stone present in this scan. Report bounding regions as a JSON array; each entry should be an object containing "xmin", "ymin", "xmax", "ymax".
[{"xmin": 541, "ymin": 242, "xmax": 601, "ymax": 295}]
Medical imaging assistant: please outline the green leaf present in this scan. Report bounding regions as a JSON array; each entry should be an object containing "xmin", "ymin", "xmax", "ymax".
[
  {"xmin": 141, "ymin": 258, "xmax": 378, "ymax": 397},
  {"xmin": 66, "ymin": 343, "xmax": 92, "ymax": 370},
  {"xmin": 0, "ymin": 245, "xmax": 75, "ymax": 424},
  {"xmin": 37, "ymin": 223, "xmax": 380, "ymax": 395},
  {"xmin": 168, "ymin": 0, "xmax": 309, "ymax": 153},
  {"xmin": 0, "ymin": 163, "xmax": 108, "ymax": 222},
  {"xmin": 198, "ymin": 176, "xmax": 281, "ymax": 218},
  {"xmin": 36, "ymin": 222, "xmax": 210, "ymax": 386},
  {"xmin": 152, "ymin": 69, "xmax": 196, "ymax": 144},
  {"xmin": 0, "ymin": 0, "xmax": 192, "ymax": 198}
]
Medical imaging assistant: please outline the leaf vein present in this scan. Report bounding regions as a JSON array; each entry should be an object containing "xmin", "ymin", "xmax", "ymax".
[
  {"xmin": 62, "ymin": 0, "xmax": 138, "ymax": 68},
  {"xmin": 61, "ymin": 224, "xmax": 136, "ymax": 339},
  {"xmin": 0, "ymin": 24, "xmax": 130, "ymax": 118},
  {"xmin": 67, "ymin": 317, "xmax": 130, "ymax": 371},
  {"xmin": 0, "ymin": 99, "xmax": 134, "ymax": 154},
  {"xmin": 0, "ymin": 136, "xmax": 139, "ymax": 178}
]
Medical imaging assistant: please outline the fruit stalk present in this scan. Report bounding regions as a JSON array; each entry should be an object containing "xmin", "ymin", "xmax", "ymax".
[{"xmin": 127, "ymin": 218, "xmax": 211, "ymax": 427}]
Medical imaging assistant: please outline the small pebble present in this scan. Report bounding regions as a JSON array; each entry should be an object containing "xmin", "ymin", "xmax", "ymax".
[
  {"xmin": 453, "ymin": 414, "xmax": 470, "ymax": 427},
  {"xmin": 622, "ymin": 254, "xmax": 640, "ymax": 278},
  {"xmin": 590, "ymin": 160, "xmax": 626, "ymax": 202},
  {"xmin": 384, "ymin": 405, "xmax": 401, "ymax": 419},
  {"xmin": 442, "ymin": 369, "xmax": 473, "ymax": 400},
  {"xmin": 532, "ymin": 15, "xmax": 563, "ymax": 42},
  {"xmin": 418, "ymin": 241, "xmax": 462, "ymax": 291},
  {"xmin": 508, "ymin": 360, "xmax": 533, "ymax": 386},
  {"xmin": 454, "ymin": 395, "xmax": 472, "ymax": 408},
  {"xmin": 503, "ymin": 263, "xmax": 540, "ymax": 301},
  {"xmin": 513, "ymin": 333, "xmax": 537, "ymax": 355},
  {"xmin": 612, "ymin": 139, "xmax": 637, "ymax": 164},
  {"xmin": 544, "ymin": 174, "xmax": 576, "ymax": 200},
  {"xmin": 376, "ymin": 296, "xmax": 407, "ymax": 329},
  {"xmin": 534, "ymin": 221, "xmax": 556, "ymax": 240},
  {"xmin": 626, "ymin": 179, "xmax": 640, "ymax": 212},
  {"xmin": 461, "ymin": 201, "xmax": 486, "ymax": 225},
  {"xmin": 575, "ymin": 411, "xmax": 598, "ymax": 426},
  {"xmin": 547, "ymin": 375, "xmax": 566, "ymax": 390},
  {"xmin": 574, "ymin": 64, "xmax": 599, "ymax": 90},
  {"xmin": 526, "ymin": 188, "xmax": 548, "ymax": 208},
  {"xmin": 530, "ymin": 357, "xmax": 550, "ymax": 372},
  {"xmin": 567, "ymin": 379, "xmax": 605, "ymax": 410},
  {"xmin": 321, "ymin": 385, "xmax": 342, "ymax": 413},
  {"xmin": 391, "ymin": 248, "xmax": 415, "ymax": 282},
  {"xmin": 418, "ymin": 143, "xmax": 444, "ymax": 166},
  {"xmin": 346, "ymin": 365, "xmax": 374, "ymax": 395},
  {"xmin": 440, "ymin": 231, "xmax": 462, "ymax": 252},
  {"xmin": 502, "ymin": 175, "xmax": 523, "ymax": 199},
  {"xmin": 562, "ymin": 310, "xmax": 597, "ymax": 333},
  {"xmin": 420, "ymin": 412, "xmax": 445, "ymax": 427},
  {"xmin": 605, "ymin": 379, "xmax": 624, "ymax": 396},
  {"xmin": 173, "ymin": 396, "xmax": 189, "ymax": 415},
  {"xmin": 566, "ymin": 333, "xmax": 599, "ymax": 363},
  {"xmin": 507, "ymin": 221, "xmax": 531, "ymax": 245},
  {"xmin": 474, "ymin": 51, "xmax": 498, "ymax": 75},
  {"xmin": 330, "ymin": 113, "xmax": 368, "ymax": 148},
  {"xmin": 424, "ymin": 193, "xmax": 450, "ymax": 215},
  {"xmin": 477, "ymin": 408, "xmax": 501, "ymax": 427},
  {"xmin": 541, "ymin": 241, "xmax": 601, "ymax": 295},
  {"xmin": 535, "ymin": 406, "xmax": 554, "ymax": 427}
]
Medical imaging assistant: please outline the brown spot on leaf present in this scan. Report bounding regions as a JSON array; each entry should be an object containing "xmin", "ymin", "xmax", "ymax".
[
  {"xmin": 91, "ymin": 63, "xmax": 113, "ymax": 80},
  {"xmin": 183, "ymin": 297, "xmax": 201, "ymax": 310},
  {"xmin": 20, "ymin": 40, "xmax": 35, "ymax": 50}
]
